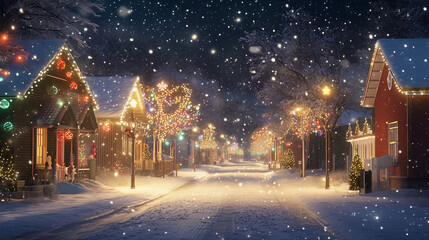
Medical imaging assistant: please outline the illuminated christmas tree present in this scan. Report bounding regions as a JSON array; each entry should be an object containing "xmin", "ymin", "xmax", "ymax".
[
  {"xmin": 143, "ymin": 144, "xmax": 151, "ymax": 163},
  {"xmin": 349, "ymin": 154, "xmax": 363, "ymax": 190},
  {"xmin": 199, "ymin": 124, "xmax": 217, "ymax": 150},
  {"xmin": 0, "ymin": 141, "xmax": 16, "ymax": 192},
  {"xmin": 281, "ymin": 149, "xmax": 295, "ymax": 169}
]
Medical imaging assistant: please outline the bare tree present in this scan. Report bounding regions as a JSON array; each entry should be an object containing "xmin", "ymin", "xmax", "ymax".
[
  {"xmin": 369, "ymin": 0, "xmax": 429, "ymax": 39},
  {"xmin": 0, "ymin": 0, "xmax": 104, "ymax": 63},
  {"xmin": 241, "ymin": 9, "xmax": 365, "ymax": 172}
]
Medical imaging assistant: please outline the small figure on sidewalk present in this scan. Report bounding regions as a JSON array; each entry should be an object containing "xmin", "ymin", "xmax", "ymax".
[{"xmin": 68, "ymin": 161, "xmax": 75, "ymax": 182}]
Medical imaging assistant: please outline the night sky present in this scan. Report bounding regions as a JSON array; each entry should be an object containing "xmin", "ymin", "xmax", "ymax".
[{"xmin": 81, "ymin": 0, "xmax": 375, "ymax": 145}]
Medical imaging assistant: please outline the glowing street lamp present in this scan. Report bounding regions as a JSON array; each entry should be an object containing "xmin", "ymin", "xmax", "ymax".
[
  {"xmin": 322, "ymin": 86, "xmax": 331, "ymax": 96},
  {"xmin": 322, "ymin": 85, "xmax": 331, "ymax": 189}
]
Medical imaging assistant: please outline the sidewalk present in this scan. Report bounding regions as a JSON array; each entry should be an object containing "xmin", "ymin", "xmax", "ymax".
[
  {"xmin": 268, "ymin": 169, "xmax": 429, "ymax": 239},
  {"xmin": 0, "ymin": 168, "xmax": 209, "ymax": 239}
]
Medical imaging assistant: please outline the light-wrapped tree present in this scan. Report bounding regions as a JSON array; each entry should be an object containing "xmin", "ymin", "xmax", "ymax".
[
  {"xmin": 281, "ymin": 149, "xmax": 295, "ymax": 169},
  {"xmin": 0, "ymin": 141, "xmax": 16, "ymax": 192},
  {"xmin": 349, "ymin": 154, "xmax": 363, "ymax": 190}
]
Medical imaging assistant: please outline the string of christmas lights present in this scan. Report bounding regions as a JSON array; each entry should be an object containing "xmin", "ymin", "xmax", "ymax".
[{"xmin": 143, "ymin": 81, "xmax": 199, "ymax": 140}]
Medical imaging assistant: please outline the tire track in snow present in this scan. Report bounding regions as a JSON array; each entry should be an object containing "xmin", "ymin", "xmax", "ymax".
[{"xmin": 13, "ymin": 177, "xmax": 206, "ymax": 240}]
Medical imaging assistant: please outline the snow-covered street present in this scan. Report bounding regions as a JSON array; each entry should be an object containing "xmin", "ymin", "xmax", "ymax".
[{"xmin": 1, "ymin": 162, "xmax": 429, "ymax": 240}]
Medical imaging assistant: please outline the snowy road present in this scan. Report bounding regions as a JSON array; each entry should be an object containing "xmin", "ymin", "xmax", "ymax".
[{"xmin": 19, "ymin": 162, "xmax": 335, "ymax": 240}]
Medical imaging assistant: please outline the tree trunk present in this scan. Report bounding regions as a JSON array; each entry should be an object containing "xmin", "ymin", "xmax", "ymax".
[{"xmin": 327, "ymin": 129, "xmax": 333, "ymax": 173}]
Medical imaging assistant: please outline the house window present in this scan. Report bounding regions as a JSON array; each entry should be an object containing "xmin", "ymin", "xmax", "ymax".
[
  {"xmin": 388, "ymin": 122, "xmax": 398, "ymax": 162},
  {"xmin": 388, "ymin": 71, "xmax": 393, "ymax": 90},
  {"xmin": 36, "ymin": 128, "xmax": 47, "ymax": 167}
]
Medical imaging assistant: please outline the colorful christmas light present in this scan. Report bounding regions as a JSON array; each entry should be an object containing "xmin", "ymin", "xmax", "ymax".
[
  {"xmin": 0, "ymin": 99, "xmax": 10, "ymax": 109},
  {"xmin": 65, "ymin": 129, "xmax": 73, "ymax": 140},
  {"xmin": 57, "ymin": 57, "xmax": 66, "ymax": 70},
  {"xmin": 143, "ymin": 81, "xmax": 199, "ymax": 140}
]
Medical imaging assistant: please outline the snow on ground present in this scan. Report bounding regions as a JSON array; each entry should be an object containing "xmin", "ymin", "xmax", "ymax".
[
  {"xmin": 1, "ymin": 162, "xmax": 428, "ymax": 240},
  {"xmin": 0, "ymin": 168, "xmax": 208, "ymax": 239},
  {"xmin": 269, "ymin": 168, "xmax": 429, "ymax": 239}
]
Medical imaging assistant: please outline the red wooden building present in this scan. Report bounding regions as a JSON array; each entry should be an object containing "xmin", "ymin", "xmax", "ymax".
[{"xmin": 362, "ymin": 39, "xmax": 429, "ymax": 188}]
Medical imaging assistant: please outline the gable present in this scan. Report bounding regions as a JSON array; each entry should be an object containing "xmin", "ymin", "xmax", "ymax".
[
  {"xmin": 0, "ymin": 40, "xmax": 97, "ymax": 110},
  {"xmin": 58, "ymin": 107, "xmax": 78, "ymax": 128},
  {"xmin": 362, "ymin": 39, "xmax": 429, "ymax": 107},
  {"xmin": 80, "ymin": 106, "xmax": 98, "ymax": 132}
]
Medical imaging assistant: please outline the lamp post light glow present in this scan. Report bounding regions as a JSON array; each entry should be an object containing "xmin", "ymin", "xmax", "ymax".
[{"xmin": 322, "ymin": 86, "xmax": 331, "ymax": 96}]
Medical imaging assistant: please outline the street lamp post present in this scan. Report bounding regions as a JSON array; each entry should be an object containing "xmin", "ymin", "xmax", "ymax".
[
  {"xmin": 322, "ymin": 85, "xmax": 331, "ymax": 189},
  {"xmin": 130, "ymin": 99, "xmax": 137, "ymax": 189},
  {"xmin": 192, "ymin": 127, "xmax": 198, "ymax": 171}
]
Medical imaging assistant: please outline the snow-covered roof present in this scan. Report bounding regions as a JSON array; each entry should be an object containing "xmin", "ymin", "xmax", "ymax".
[
  {"xmin": 85, "ymin": 76, "xmax": 139, "ymax": 118},
  {"xmin": 0, "ymin": 40, "xmax": 65, "ymax": 97},
  {"xmin": 379, "ymin": 39, "xmax": 429, "ymax": 89},
  {"xmin": 362, "ymin": 39, "xmax": 429, "ymax": 107}
]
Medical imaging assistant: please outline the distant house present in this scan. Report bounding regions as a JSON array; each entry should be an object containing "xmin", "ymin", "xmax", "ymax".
[
  {"xmin": 362, "ymin": 39, "xmax": 429, "ymax": 188},
  {"xmin": 346, "ymin": 119, "xmax": 375, "ymax": 167},
  {"xmin": 0, "ymin": 40, "xmax": 98, "ymax": 185},
  {"xmin": 85, "ymin": 76, "xmax": 148, "ymax": 174}
]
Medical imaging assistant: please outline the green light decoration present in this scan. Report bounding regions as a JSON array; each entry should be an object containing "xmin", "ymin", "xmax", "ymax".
[
  {"xmin": 165, "ymin": 141, "xmax": 170, "ymax": 146},
  {"xmin": 50, "ymin": 86, "xmax": 59, "ymax": 95},
  {"xmin": 0, "ymin": 76, "xmax": 3, "ymax": 82},
  {"xmin": 178, "ymin": 135, "xmax": 184, "ymax": 141},
  {"xmin": 0, "ymin": 99, "xmax": 10, "ymax": 109},
  {"xmin": 3, "ymin": 122, "xmax": 13, "ymax": 131},
  {"xmin": 57, "ymin": 100, "xmax": 64, "ymax": 107}
]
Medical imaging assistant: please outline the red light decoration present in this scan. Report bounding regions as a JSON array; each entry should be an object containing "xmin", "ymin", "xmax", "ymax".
[
  {"xmin": 3, "ymin": 71, "xmax": 10, "ymax": 76},
  {"xmin": 103, "ymin": 123, "xmax": 111, "ymax": 132},
  {"xmin": 66, "ymin": 71, "xmax": 72, "ymax": 78},
  {"xmin": 1, "ymin": 34, "xmax": 7, "ymax": 41},
  {"xmin": 65, "ymin": 130, "xmax": 73, "ymax": 140},
  {"xmin": 82, "ymin": 95, "xmax": 89, "ymax": 103},
  {"xmin": 69, "ymin": 81, "xmax": 78, "ymax": 90},
  {"xmin": 57, "ymin": 57, "xmax": 66, "ymax": 70},
  {"xmin": 57, "ymin": 130, "xmax": 64, "ymax": 141},
  {"xmin": 17, "ymin": 56, "xmax": 23, "ymax": 62}
]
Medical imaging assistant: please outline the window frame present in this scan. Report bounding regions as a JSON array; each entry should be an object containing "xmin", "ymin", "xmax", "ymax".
[
  {"xmin": 388, "ymin": 121, "xmax": 399, "ymax": 162},
  {"xmin": 36, "ymin": 128, "xmax": 47, "ymax": 167}
]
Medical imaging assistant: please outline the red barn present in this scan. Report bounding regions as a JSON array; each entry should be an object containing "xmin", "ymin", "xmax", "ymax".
[{"xmin": 362, "ymin": 39, "xmax": 429, "ymax": 188}]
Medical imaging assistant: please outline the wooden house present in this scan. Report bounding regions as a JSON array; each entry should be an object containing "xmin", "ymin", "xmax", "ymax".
[
  {"xmin": 85, "ymin": 76, "xmax": 148, "ymax": 174},
  {"xmin": 346, "ymin": 119, "xmax": 375, "ymax": 168},
  {"xmin": 0, "ymin": 40, "xmax": 98, "ymax": 185},
  {"xmin": 362, "ymin": 39, "xmax": 429, "ymax": 188}
]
